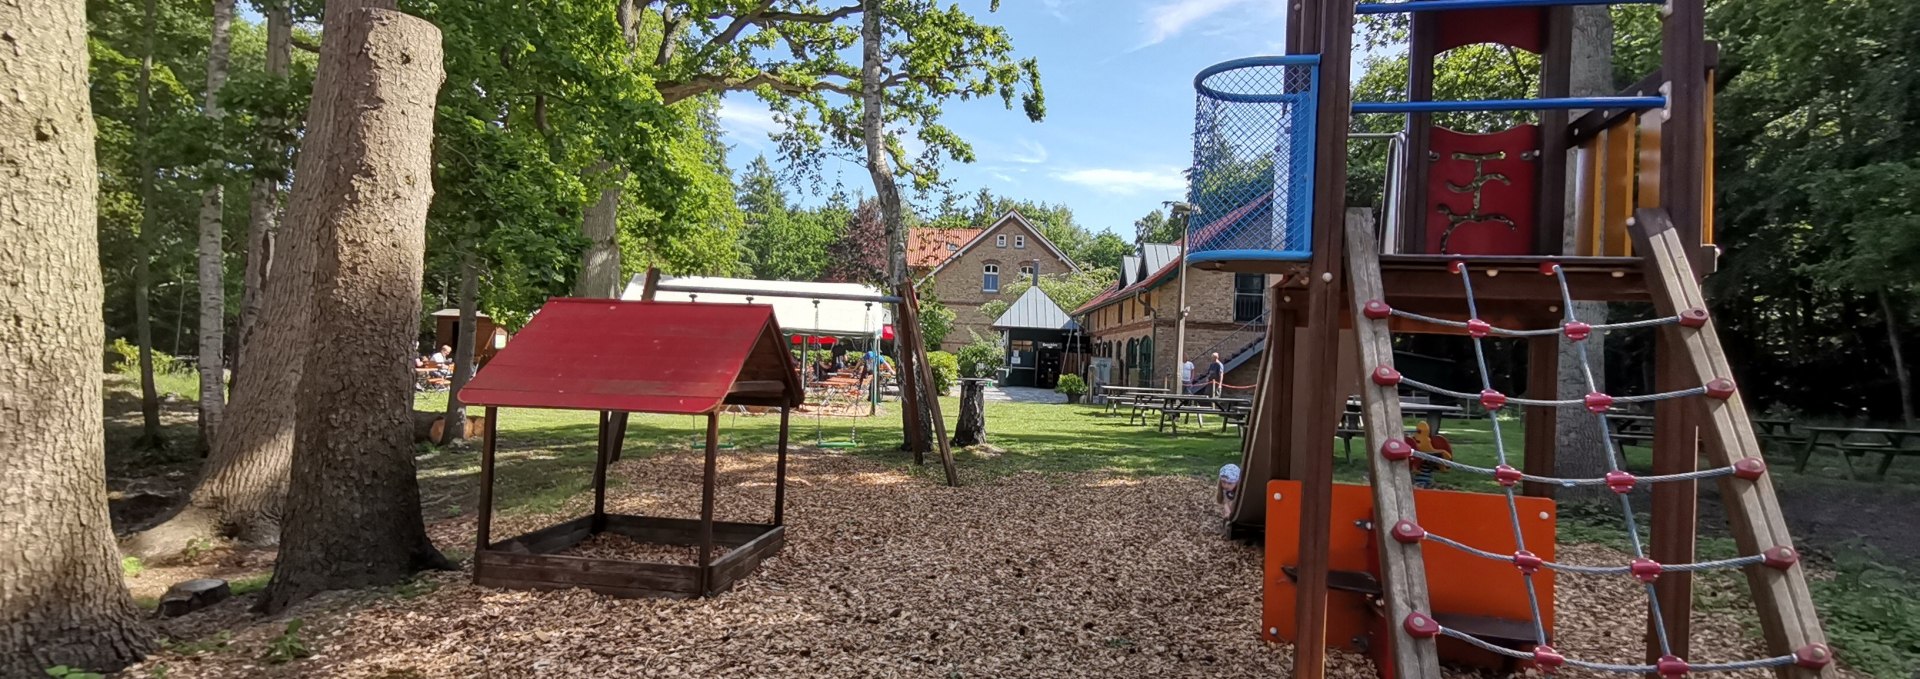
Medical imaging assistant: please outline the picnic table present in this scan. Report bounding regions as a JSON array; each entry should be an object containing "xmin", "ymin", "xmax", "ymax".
[
  {"xmin": 1795, "ymin": 426, "xmax": 1920, "ymax": 480},
  {"xmin": 1337, "ymin": 398, "xmax": 1466, "ymax": 459},
  {"xmin": 1146, "ymin": 393, "xmax": 1253, "ymax": 434},
  {"xmin": 1100, "ymin": 385, "xmax": 1168, "ymax": 415}
]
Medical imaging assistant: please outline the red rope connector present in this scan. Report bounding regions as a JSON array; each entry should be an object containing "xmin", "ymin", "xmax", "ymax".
[
  {"xmin": 1678, "ymin": 307, "xmax": 1710, "ymax": 328},
  {"xmin": 1381, "ymin": 439, "xmax": 1413, "ymax": 461},
  {"xmin": 1448, "ymin": 260, "xmax": 1467, "ymax": 275},
  {"xmin": 1467, "ymin": 318, "xmax": 1491, "ymax": 338},
  {"xmin": 1585, "ymin": 392, "xmax": 1614, "ymax": 413},
  {"xmin": 1512, "ymin": 550, "xmax": 1543, "ymax": 575},
  {"xmin": 1563, "ymin": 321, "xmax": 1593, "ymax": 341},
  {"xmin": 1403, "ymin": 612, "xmax": 1441, "ymax": 638},
  {"xmin": 1732, "ymin": 457, "xmax": 1768, "ymax": 480},
  {"xmin": 1763, "ymin": 546, "xmax": 1799, "ymax": 570},
  {"xmin": 1494, "ymin": 464, "xmax": 1522, "ymax": 487},
  {"xmin": 1606, "ymin": 470, "xmax": 1637, "ymax": 494},
  {"xmin": 1532, "ymin": 645, "xmax": 1565, "ymax": 672},
  {"xmin": 1390, "ymin": 519, "xmax": 1426, "ymax": 544},
  {"xmin": 1705, "ymin": 378, "xmax": 1737, "ymax": 400},
  {"xmin": 1363, "ymin": 299, "xmax": 1393, "ymax": 320},
  {"xmin": 1480, "ymin": 389, "xmax": 1508, "ymax": 411},
  {"xmin": 1657, "ymin": 655, "xmax": 1689, "ymax": 677},
  {"xmin": 1794, "ymin": 643, "xmax": 1834, "ymax": 669},
  {"xmin": 1538, "ymin": 262, "xmax": 1561, "ymax": 276},
  {"xmin": 1372, "ymin": 365, "xmax": 1403, "ymax": 386},
  {"xmin": 1630, "ymin": 558, "xmax": 1664, "ymax": 583}
]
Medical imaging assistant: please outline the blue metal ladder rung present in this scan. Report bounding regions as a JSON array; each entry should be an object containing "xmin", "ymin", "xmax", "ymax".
[
  {"xmin": 1351, "ymin": 96, "xmax": 1665, "ymax": 114},
  {"xmin": 1356, "ymin": 0, "xmax": 1663, "ymax": 14}
]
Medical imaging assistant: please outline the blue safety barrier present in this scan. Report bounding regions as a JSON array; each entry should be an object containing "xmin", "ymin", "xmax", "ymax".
[
  {"xmin": 1357, "ymin": 0, "xmax": 1661, "ymax": 14},
  {"xmin": 1351, "ymin": 96, "xmax": 1665, "ymax": 114},
  {"xmin": 1187, "ymin": 55, "xmax": 1320, "ymax": 265}
]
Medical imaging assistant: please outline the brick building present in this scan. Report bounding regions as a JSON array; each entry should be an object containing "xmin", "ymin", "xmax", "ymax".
[
  {"xmin": 910, "ymin": 210, "xmax": 1079, "ymax": 352},
  {"xmin": 1070, "ymin": 241, "xmax": 1271, "ymax": 394}
]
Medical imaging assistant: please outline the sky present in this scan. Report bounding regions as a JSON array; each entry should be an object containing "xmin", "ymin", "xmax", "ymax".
[{"xmin": 717, "ymin": 0, "xmax": 1306, "ymax": 237}]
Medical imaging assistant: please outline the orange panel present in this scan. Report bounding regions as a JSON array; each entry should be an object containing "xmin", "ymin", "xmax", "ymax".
[{"xmin": 1264, "ymin": 481, "xmax": 1557, "ymax": 667}]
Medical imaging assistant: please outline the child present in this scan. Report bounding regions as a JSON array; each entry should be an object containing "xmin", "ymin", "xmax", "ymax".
[{"xmin": 1216, "ymin": 463, "xmax": 1242, "ymax": 519}]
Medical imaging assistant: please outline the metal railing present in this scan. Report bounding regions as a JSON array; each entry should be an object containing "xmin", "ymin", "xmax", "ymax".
[{"xmin": 1351, "ymin": 131, "xmax": 1407, "ymax": 254}]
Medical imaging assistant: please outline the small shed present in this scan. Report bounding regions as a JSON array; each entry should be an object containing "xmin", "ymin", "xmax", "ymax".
[
  {"xmin": 457, "ymin": 298, "xmax": 804, "ymax": 599},
  {"xmin": 990, "ymin": 287, "xmax": 1083, "ymax": 389},
  {"xmin": 429, "ymin": 308, "xmax": 508, "ymax": 366}
]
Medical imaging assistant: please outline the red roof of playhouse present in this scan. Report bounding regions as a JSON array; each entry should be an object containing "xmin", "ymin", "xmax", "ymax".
[{"xmin": 458, "ymin": 299, "xmax": 803, "ymax": 414}]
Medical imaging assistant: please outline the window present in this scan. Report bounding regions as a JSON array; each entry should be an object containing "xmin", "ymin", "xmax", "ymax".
[
  {"xmin": 1234, "ymin": 273, "xmax": 1266, "ymax": 323},
  {"xmin": 1020, "ymin": 263, "xmax": 1036, "ymax": 284},
  {"xmin": 1014, "ymin": 235, "xmax": 1026, "ymax": 248},
  {"xmin": 995, "ymin": 234, "xmax": 1007, "ymax": 247},
  {"xmin": 983, "ymin": 264, "xmax": 1000, "ymax": 292}
]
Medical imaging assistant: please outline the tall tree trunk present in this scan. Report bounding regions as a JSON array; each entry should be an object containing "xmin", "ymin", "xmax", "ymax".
[
  {"xmin": 1882, "ymin": 291, "xmax": 1915, "ymax": 426},
  {"xmin": 258, "ymin": 1, "xmax": 450, "ymax": 614},
  {"xmin": 1553, "ymin": 4, "xmax": 1614, "ymax": 502},
  {"xmin": 439, "ymin": 252, "xmax": 479, "ymax": 444},
  {"xmin": 195, "ymin": 0, "xmax": 237, "ymax": 449},
  {"xmin": 132, "ymin": 0, "xmax": 165, "ymax": 448},
  {"xmin": 234, "ymin": 0, "xmax": 293, "ymax": 395},
  {"xmin": 0, "ymin": 0, "xmax": 157, "ymax": 670},
  {"xmin": 574, "ymin": 163, "xmax": 624, "ymax": 298}
]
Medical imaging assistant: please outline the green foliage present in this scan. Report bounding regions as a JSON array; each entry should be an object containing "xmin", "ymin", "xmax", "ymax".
[
  {"xmin": 980, "ymin": 270, "xmax": 1118, "ymax": 321},
  {"xmin": 1810, "ymin": 547, "xmax": 1920, "ymax": 677},
  {"xmin": 107, "ymin": 338, "xmax": 185, "ymax": 377},
  {"xmin": 120, "ymin": 556, "xmax": 145, "ymax": 578},
  {"xmin": 956, "ymin": 331, "xmax": 1004, "ymax": 379},
  {"xmin": 44, "ymin": 666, "xmax": 104, "ymax": 679},
  {"xmin": 1134, "ymin": 209, "xmax": 1180, "ymax": 245},
  {"xmin": 823, "ymin": 199, "xmax": 890, "ymax": 285},
  {"xmin": 1054, "ymin": 373, "xmax": 1087, "ymax": 396},
  {"xmin": 737, "ymin": 156, "xmax": 839, "ymax": 281},
  {"xmin": 917, "ymin": 282, "xmax": 956, "ymax": 348},
  {"xmin": 925, "ymin": 188, "xmax": 1125, "ymax": 269},
  {"xmin": 926, "ymin": 351, "xmax": 959, "ymax": 395},
  {"xmin": 262, "ymin": 619, "xmax": 311, "ymax": 664}
]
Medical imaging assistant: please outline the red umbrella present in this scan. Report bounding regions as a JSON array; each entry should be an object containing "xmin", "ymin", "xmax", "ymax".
[
  {"xmin": 881, "ymin": 324, "xmax": 895, "ymax": 340},
  {"xmin": 790, "ymin": 335, "xmax": 836, "ymax": 345}
]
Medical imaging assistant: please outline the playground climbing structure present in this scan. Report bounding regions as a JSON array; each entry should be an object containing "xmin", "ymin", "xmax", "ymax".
[{"xmin": 1188, "ymin": 0, "xmax": 1836, "ymax": 677}]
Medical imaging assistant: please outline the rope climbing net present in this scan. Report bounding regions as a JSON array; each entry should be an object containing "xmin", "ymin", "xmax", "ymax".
[{"xmin": 1362, "ymin": 261, "xmax": 1834, "ymax": 675}]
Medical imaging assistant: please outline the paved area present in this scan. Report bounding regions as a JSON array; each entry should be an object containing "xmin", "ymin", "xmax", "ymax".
[{"xmin": 986, "ymin": 384, "xmax": 1066, "ymax": 404}]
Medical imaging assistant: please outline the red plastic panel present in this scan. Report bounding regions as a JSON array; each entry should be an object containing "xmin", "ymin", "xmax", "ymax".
[
  {"xmin": 459, "ymin": 299, "xmax": 788, "ymax": 414},
  {"xmin": 1432, "ymin": 7, "xmax": 1544, "ymax": 53},
  {"xmin": 1424, "ymin": 125, "xmax": 1540, "ymax": 256}
]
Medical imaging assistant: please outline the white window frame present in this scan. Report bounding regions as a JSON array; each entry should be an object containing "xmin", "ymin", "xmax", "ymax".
[
  {"xmin": 1014, "ymin": 235, "xmax": 1026, "ymax": 248},
  {"xmin": 982, "ymin": 264, "xmax": 1001, "ymax": 292},
  {"xmin": 1019, "ymin": 263, "xmax": 1036, "ymax": 284},
  {"xmin": 995, "ymin": 234, "xmax": 1007, "ymax": 247}
]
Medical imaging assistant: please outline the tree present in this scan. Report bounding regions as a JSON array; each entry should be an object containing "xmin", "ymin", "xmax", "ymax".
[
  {"xmin": 1082, "ymin": 232, "xmax": 1132, "ymax": 271},
  {"xmin": 193, "ymin": 0, "xmax": 237, "ymax": 447},
  {"xmin": 917, "ymin": 281, "xmax": 956, "ymax": 347},
  {"xmin": 131, "ymin": 0, "xmax": 168, "ymax": 448},
  {"xmin": 738, "ymin": 155, "xmax": 835, "ymax": 280},
  {"xmin": 0, "ymin": 0, "xmax": 156, "ymax": 670},
  {"xmin": 1134, "ymin": 208, "xmax": 1178, "ymax": 244},
  {"xmin": 259, "ymin": 0, "xmax": 450, "ymax": 613},
  {"xmin": 234, "ymin": 0, "xmax": 300, "ymax": 393},
  {"xmin": 822, "ymin": 198, "xmax": 889, "ymax": 285},
  {"xmin": 979, "ymin": 269, "xmax": 1117, "ymax": 321},
  {"xmin": 1553, "ymin": 5, "xmax": 1615, "ymax": 501}
]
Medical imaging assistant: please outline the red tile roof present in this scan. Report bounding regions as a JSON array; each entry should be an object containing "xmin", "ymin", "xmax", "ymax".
[{"xmin": 908, "ymin": 228, "xmax": 982, "ymax": 268}]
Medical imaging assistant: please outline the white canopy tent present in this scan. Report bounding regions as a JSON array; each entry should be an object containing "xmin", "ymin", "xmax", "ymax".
[{"xmin": 619, "ymin": 275, "xmax": 894, "ymax": 337}]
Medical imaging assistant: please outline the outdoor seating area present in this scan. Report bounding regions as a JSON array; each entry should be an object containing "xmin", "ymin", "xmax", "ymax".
[{"xmin": 1097, "ymin": 384, "xmax": 1254, "ymax": 436}]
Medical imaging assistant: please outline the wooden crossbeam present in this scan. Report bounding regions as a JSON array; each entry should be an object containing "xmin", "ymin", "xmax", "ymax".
[
  {"xmin": 896, "ymin": 283, "xmax": 959, "ymax": 487},
  {"xmin": 1632, "ymin": 208, "xmax": 1835, "ymax": 678},
  {"xmin": 1343, "ymin": 213, "xmax": 1443, "ymax": 677}
]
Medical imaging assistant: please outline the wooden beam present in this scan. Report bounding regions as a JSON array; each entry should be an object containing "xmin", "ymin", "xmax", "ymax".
[
  {"xmin": 640, "ymin": 267, "xmax": 661, "ymax": 301},
  {"xmin": 1345, "ymin": 211, "xmax": 1444, "ymax": 677},
  {"xmin": 477, "ymin": 406, "xmax": 498, "ymax": 553},
  {"xmin": 1536, "ymin": 6, "xmax": 1573, "ymax": 255},
  {"xmin": 1632, "ymin": 209, "xmax": 1836, "ymax": 678},
  {"xmin": 1661, "ymin": 0, "xmax": 1708, "ymax": 270},
  {"xmin": 697, "ymin": 412, "xmax": 719, "ymax": 595},
  {"xmin": 774, "ymin": 407, "xmax": 790, "ymax": 526},
  {"xmin": 1402, "ymin": 14, "xmax": 1436, "ymax": 254},
  {"xmin": 592, "ymin": 410, "xmax": 611, "ymax": 531},
  {"xmin": 1522, "ymin": 336, "xmax": 1559, "ymax": 498},
  {"xmin": 1649, "ymin": 328, "xmax": 1698, "ymax": 662}
]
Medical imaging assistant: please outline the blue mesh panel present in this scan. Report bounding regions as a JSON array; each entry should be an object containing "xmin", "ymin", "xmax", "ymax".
[{"xmin": 1188, "ymin": 56, "xmax": 1320, "ymax": 264}]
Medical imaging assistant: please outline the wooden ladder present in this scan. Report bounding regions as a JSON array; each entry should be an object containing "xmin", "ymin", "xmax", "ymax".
[
  {"xmin": 1341, "ymin": 216, "xmax": 1444, "ymax": 677},
  {"xmin": 1633, "ymin": 208, "xmax": 1836, "ymax": 677}
]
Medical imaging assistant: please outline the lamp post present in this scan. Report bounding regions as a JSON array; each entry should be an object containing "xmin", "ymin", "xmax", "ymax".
[{"xmin": 1167, "ymin": 201, "xmax": 1199, "ymax": 392}]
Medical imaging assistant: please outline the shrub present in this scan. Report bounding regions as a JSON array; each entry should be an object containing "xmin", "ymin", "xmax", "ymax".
[
  {"xmin": 926, "ymin": 351, "xmax": 958, "ymax": 395},
  {"xmin": 107, "ymin": 337, "xmax": 185, "ymax": 376},
  {"xmin": 956, "ymin": 331, "xmax": 1004, "ymax": 379},
  {"xmin": 1055, "ymin": 374, "xmax": 1088, "ymax": 395}
]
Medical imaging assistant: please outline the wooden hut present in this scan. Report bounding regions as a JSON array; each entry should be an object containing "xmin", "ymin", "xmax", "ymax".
[
  {"xmin": 430, "ymin": 308, "xmax": 508, "ymax": 366},
  {"xmin": 457, "ymin": 298, "xmax": 804, "ymax": 598}
]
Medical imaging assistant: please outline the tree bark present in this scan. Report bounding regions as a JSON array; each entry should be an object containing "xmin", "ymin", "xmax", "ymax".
[
  {"xmin": 1553, "ymin": 4, "xmax": 1614, "ymax": 502},
  {"xmin": 1882, "ymin": 291, "xmax": 1915, "ymax": 426},
  {"xmin": 195, "ymin": 0, "xmax": 237, "ymax": 449},
  {"xmin": 132, "ymin": 0, "xmax": 166, "ymax": 448},
  {"xmin": 0, "ymin": 0, "xmax": 157, "ymax": 671},
  {"xmin": 951, "ymin": 379, "xmax": 986, "ymax": 447},
  {"xmin": 234, "ymin": 0, "xmax": 292, "ymax": 397},
  {"xmin": 258, "ymin": 2, "xmax": 450, "ymax": 614},
  {"xmin": 574, "ymin": 163, "xmax": 625, "ymax": 298},
  {"xmin": 439, "ymin": 252, "xmax": 479, "ymax": 444}
]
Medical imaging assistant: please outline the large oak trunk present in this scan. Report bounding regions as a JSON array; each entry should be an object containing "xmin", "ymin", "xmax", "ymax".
[
  {"xmin": 233, "ymin": 0, "xmax": 292, "ymax": 394},
  {"xmin": 0, "ymin": 0, "xmax": 156, "ymax": 671},
  {"xmin": 575, "ymin": 163, "xmax": 625, "ymax": 299},
  {"xmin": 195, "ymin": 0, "xmax": 236, "ymax": 448},
  {"xmin": 258, "ymin": 1, "xmax": 450, "ymax": 614},
  {"xmin": 131, "ymin": 0, "xmax": 165, "ymax": 448},
  {"xmin": 1551, "ymin": 4, "xmax": 1615, "ymax": 503}
]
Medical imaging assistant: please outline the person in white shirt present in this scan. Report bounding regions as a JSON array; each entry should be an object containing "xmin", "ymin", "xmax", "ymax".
[{"xmin": 1180, "ymin": 359, "xmax": 1195, "ymax": 390}]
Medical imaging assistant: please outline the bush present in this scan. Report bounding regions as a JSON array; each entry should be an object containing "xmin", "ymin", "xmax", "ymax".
[
  {"xmin": 926, "ymin": 351, "xmax": 958, "ymax": 395},
  {"xmin": 956, "ymin": 331, "xmax": 1004, "ymax": 379},
  {"xmin": 107, "ymin": 337, "xmax": 185, "ymax": 376},
  {"xmin": 1055, "ymin": 374, "xmax": 1088, "ymax": 395}
]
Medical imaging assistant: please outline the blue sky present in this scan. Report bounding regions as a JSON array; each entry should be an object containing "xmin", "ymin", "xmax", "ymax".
[{"xmin": 717, "ymin": 0, "xmax": 1304, "ymax": 236}]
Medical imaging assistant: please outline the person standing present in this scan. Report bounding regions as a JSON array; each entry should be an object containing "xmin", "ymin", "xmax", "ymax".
[
  {"xmin": 1204, "ymin": 352, "xmax": 1225, "ymax": 396},
  {"xmin": 1180, "ymin": 358, "xmax": 1195, "ymax": 392}
]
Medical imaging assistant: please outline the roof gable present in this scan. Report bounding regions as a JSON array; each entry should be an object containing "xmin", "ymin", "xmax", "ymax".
[
  {"xmin": 920, "ymin": 210, "xmax": 1082, "ymax": 281},
  {"xmin": 459, "ymin": 299, "xmax": 803, "ymax": 413},
  {"xmin": 991, "ymin": 287, "xmax": 1079, "ymax": 331}
]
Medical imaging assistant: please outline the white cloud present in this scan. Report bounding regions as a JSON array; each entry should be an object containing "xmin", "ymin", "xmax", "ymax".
[
  {"xmin": 985, "ymin": 138, "xmax": 1049, "ymax": 164},
  {"xmin": 716, "ymin": 98, "xmax": 783, "ymax": 148},
  {"xmin": 1041, "ymin": 0, "xmax": 1072, "ymax": 20},
  {"xmin": 1138, "ymin": 0, "xmax": 1254, "ymax": 48},
  {"xmin": 1053, "ymin": 167, "xmax": 1187, "ymax": 195}
]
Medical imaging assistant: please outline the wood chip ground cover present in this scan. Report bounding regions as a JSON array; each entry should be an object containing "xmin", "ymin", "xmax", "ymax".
[{"xmin": 123, "ymin": 448, "xmax": 1828, "ymax": 678}]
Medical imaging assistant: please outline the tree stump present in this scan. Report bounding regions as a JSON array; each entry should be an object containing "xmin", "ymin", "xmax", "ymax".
[{"xmin": 952, "ymin": 378, "xmax": 988, "ymax": 447}]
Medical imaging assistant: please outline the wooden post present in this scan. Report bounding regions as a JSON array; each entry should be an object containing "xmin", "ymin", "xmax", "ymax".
[
  {"xmin": 774, "ymin": 406, "xmax": 790, "ymax": 526},
  {"xmin": 1536, "ymin": 5, "xmax": 1573, "ymax": 254},
  {"xmin": 639, "ymin": 267, "xmax": 661, "ymax": 301},
  {"xmin": 1523, "ymin": 335, "xmax": 1560, "ymax": 498},
  {"xmin": 476, "ymin": 406, "xmax": 497, "ymax": 553},
  {"xmin": 901, "ymin": 283, "xmax": 959, "ymax": 486},
  {"xmin": 1649, "ymin": 327, "xmax": 1698, "ymax": 661},
  {"xmin": 1402, "ymin": 16, "xmax": 1435, "ymax": 253},
  {"xmin": 591, "ymin": 410, "xmax": 611, "ymax": 532},
  {"xmin": 1632, "ymin": 209, "xmax": 1836, "ymax": 678},
  {"xmin": 1661, "ymin": 0, "xmax": 1707, "ymax": 270},
  {"xmin": 1227, "ymin": 284, "xmax": 1297, "ymax": 536},
  {"xmin": 697, "ymin": 411, "xmax": 719, "ymax": 595},
  {"xmin": 895, "ymin": 285, "xmax": 928, "ymax": 462},
  {"xmin": 607, "ymin": 410, "xmax": 629, "ymax": 462}
]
